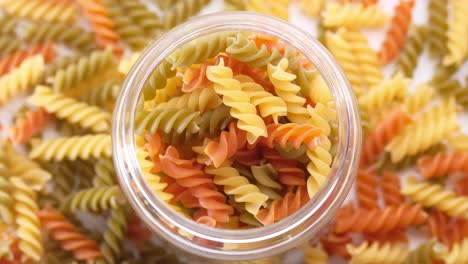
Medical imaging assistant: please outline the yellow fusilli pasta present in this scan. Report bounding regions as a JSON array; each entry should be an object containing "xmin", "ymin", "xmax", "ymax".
[
  {"xmin": 27, "ymin": 86, "xmax": 111, "ymax": 133},
  {"xmin": 0, "ymin": 0, "xmax": 76, "ymax": 23},
  {"xmin": 359, "ymin": 73, "xmax": 408, "ymax": 113},
  {"xmin": 347, "ymin": 242, "xmax": 408, "ymax": 264},
  {"xmin": 154, "ymin": 86, "xmax": 222, "ymax": 113},
  {"xmin": 0, "ymin": 55, "xmax": 44, "ymax": 105},
  {"xmin": 404, "ymin": 83, "xmax": 435, "ymax": 114},
  {"xmin": 322, "ymin": 3, "xmax": 389, "ymax": 29},
  {"xmin": 401, "ymin": 177, "xmax": 468, "ymax": 217},
  {"xmin": 443, "ymin": 0, "xmax": 468, "ymax": 66}
]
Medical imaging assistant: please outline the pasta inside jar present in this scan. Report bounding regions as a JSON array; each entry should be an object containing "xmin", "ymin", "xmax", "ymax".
[{"xmin": 113, "ymin": 12, "xmax": 361, "ymax": 261}]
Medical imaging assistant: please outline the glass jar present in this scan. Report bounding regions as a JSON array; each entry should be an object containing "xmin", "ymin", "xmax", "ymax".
[{"xmin": 112, "ymin": 12, "xmax": 361, "ymax": 262}]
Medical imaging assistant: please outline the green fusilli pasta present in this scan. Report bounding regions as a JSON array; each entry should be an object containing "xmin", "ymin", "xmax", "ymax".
[
  {"xmin": 395, "ymin": 26, "xmax": 429, "ymax": 77},
  {"xmin": 96, "ymin": 207, "xmax": 129, "ymax": 264},
  {"xmin": 135, "ymin": 108, "xmax": 201, "ymax": 135},
  {"xmin": 66, "ymin": 185, "xmax": 121, "ymax": 213},
  {"xmin": 428, "ymin": 0, "xmax": 449, "ymax": 57},
  {"xmin": 93, "ymin": 158, "xmax": 116, "ymax": 187},
  {"xmin": 160, "ymin": 0, "xmax": 211, "ymax": 30}
]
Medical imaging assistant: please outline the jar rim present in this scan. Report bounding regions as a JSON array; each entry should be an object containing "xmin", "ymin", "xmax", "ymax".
[{"xmin": 112, "ymin": 12, "xmax": 362, "ymax": 260}]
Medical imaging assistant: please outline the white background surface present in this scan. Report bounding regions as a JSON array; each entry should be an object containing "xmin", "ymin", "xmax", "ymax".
[{"xmin": 0, "ymin": 0, "xmax": 467, "ymax": 263}]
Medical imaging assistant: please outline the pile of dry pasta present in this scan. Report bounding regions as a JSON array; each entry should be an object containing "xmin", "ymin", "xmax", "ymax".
[{"xmin": 0, "ymin": 0, "xmax": 467, "ymax": 263}]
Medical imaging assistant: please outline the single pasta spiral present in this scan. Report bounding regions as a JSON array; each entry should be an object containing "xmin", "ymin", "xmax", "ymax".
[
  {"xmin": 322, "ymin": 3, "xmax": 389, "ymax": 29},
  {"xmin": 154, "ymin": 86, "xmax": 222, "ymax": 113},
  {"xmin": 255, "ymin": 185, "xmax": 309, "ymax": 225},
  {"xmin": 262, "ymin": 123, "xmax": 322, "ymax": 150},
  {"xmin": 334, "ymin": 203, "xmax": 427, "ymax": 234},
  {"xmin": 38, "ymin": 206, "xmax": 102, "ymax": 261},
  {"xmin": 304, "ymin": 243, "xmax": 328, "ymax": 264},
  {"xmin": 428, "ymin": 0, "xmax": 449, "ymax": 57},
  {"xmin": 436, "ymin": 238, "xmax": 468, "ymax": 264},
  {"xmin": 134, "ymin": 108, "xmax": 201, "ymax": 136},
  {"xmin": 23, "ymin": 23, "xmax": 97, "ymax": 52},
  {"xmin": 347, "ymin": 242, "xmax": 409, "ymax": 264},
  {"xmin": 203, "ymin": 122, "xmax": 247, "ymax": 168},
  {"xmin": 9, "ymin": 107, "xmax": 51, "ymax": 144},
  {"xmin": 205, "ymin": 163, "xmax": 269, "ymax": 216},
  {"xmin": 378, "ymin": 0, "xmax": 415, "ymax": 64},
  {"xmin": 443, "ymin": 0, "xmax": 468, "ymax": 66},
  {"xmin": 110, "ymin": 0, "xmax": 160, "ymax": 37},
  {"xmin": 401, "ymin": 177, "xmax": 468, "ymax": 217},
  {"xmin": 0, "ymin": 176, "xmax": 13, "ymax": 225},
  {"xmin": 341, "ymin": 30, "xmax": 383, "ymax": 88},
  {"xmin": 417, "ymin": 151, "xmax": 468, "ymax": 178},
  {"xmin": 29, "ymin": 134, "xmax": 112, "ymax": 161},
  {"xmin": 160, "ymin": 0, "xmax": 211, "ymax": 30},
  {"xmin": 0, "ymin": 0, "xmax": 76, "ymax": 23},
  {"xmin": 385, "ymin": 98, "xmax": 457, "ymax": 163},
  {"xmin": 395, "ymin": 26, "xmax": 429, "ymax": 77},
  {"xmin": 97, "ymin": 207, "xmax": 128, "ymax": 264},
  {"xmin": 381, "ymin": 171, "xmax": 405, "ymax": 207},
  {"xmin": 356, "ymin": 170, "xmax": 379, "ymax": 209},
  {"xmin": 359, "ymin": 73, "xmax": 408, "ymax": 113},
  {"xmin": 237, "ymin": 75, "xmax": 287, "ymax": 123},
  {"xmin": 11, "ymin": 177, "xmax": 43, "ymax": 262},
  {"xmin": 207, "ymin": 60, "xmax": 267, "ymax": 143},
  {"xmin": 0, "ymin": 55, "xmax": 44, "ymax": 105},
  {"xmin": 403, "ymin": 240, "xmax": 436, "ymax": 264},
  {"xmin": 268, "ymin": 58, "xmax": 310, "ymax": 123},
  {"xmin": 67, "ymin": 185, "xmax": 121, "ymax": 213},
  {"xmin": 27, "ymin": 86, "xmax": 111, "ymax": 132},
  {"xmin": 47, "ymin": 48, "xmax": 116, "ymax": 93},
  {"xmin": 170, "ymin": 32, "xmax": 236, "ymax": 68}
]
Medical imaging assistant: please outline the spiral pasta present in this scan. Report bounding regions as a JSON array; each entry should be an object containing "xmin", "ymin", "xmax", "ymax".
[
  {"xmin": 103, "ymin": 0, "xmax": 148, "ymax": 50},
  {"xmin": 325, "ymin": 30, "xmax": 364, "ymax": 96},
  {"xmin": 404, "ymin": 83, "xmax": 435, "ymax": 114},
  {"xmin": 428, "ymin": 0, "xmax": 449, "ymax": 57},
  {"xmin": 395, "ymin": 26, "xmax": 428, "ymax": 77},
  {"xmin": 0, "ymin": 14, "xmax": 18, "ymax": 35},
  {"xmin": 28, "ymin": 86, "xmax": 111, "ymax": 132},
  {"xmin": 111, "ymin": 0, "xmax": 160, "ymax": 37},
  {"xmin": 205, "ymin": 163, "xmax": 269, "ymax": 216},
  {"xmin": 67, "ymin": 185, "xmax": 120, "ymax": 213},
  {"xmin": 154, "ymin": 87, "xmax": 222, "ymax": 113},
  {"xmin": 76, "ymin": 0, "xmax": 123, "ymax": 55},
  {"xmin": 81, "ymin": 79, "xmax": 121, "ymax": 110},
  {"xmin": 401, "ymin": 177, "xmax": 468, "ymax": 217},
  {"xmin": 170, "ymin": 32, "xmax": 236, "ymax": 69},
  {"xmin": 0, "ymin": 55, "xmax": 44, "ymax": 105},
  {"xmin": 246, "ymin": 0, "xmax": 289, "ymax": 20},
  {"xmin": 11, "ymin": 177, "xmax": 43, "ymax": 262},
  {"xmin": 347, "ymin": 242, "xmax": 409, "ymax": 264},
  {"xmin": 9, "ymin": 107, "xmax": 51, "ymax": 144},
  {"xmin": 97, "ymin": 207, "xmax": 128, "ymax": 264},
  {"xmin": 236, "ymin": 75, "xmax": 287, "ymax": 123},
  {"xmin": 29, "ymin": 134, "xmax": 112, "ymax": 161},
  {"xmin": 304, "ymin": 243, "xmax": 328, "ymax": 264},
  {"xmin": 403, "ymin": 240, "xmax": 436, "ymax": 264},
  {"xmin": 378, "ymin": 0, "xmax": 415, "ymax": 64},
  {"xmin": 0, "ymin": 0, "xmax": 76, "ymax": 23},
  {"xmin": 47, "ymin": 48, "xmax": 116, "ymax": 93},
  {"xmin": 385, "ymin": 98, "xmax": 457, "ymax": 163},
  {"xmin": 431, "ymin": 69, "xmax": 468, "ymax": 109},
  {"xmin": 356, "ymin": 170, "xmax": 379, "ymax": 209},
  {"xmin": 38, "ymin": 206, "xmax": 102, "ymax": 261},
  {"xmin": 226, "ymin": 34, "xmax": 296, "ymax": 69},
  {"xmin": 144, "ymin": 58, "xmax": 177, "ymax": 98},
  {"xmin": 443, "ymin": 0, "xmax": 468, "ymax": 66},
  {"xmin": 0, "ymin": 36, "xmax": 21, "ymax": 56},
  {"xmin": 360, "ymin": 107, "xmax": 412, "ymax": 166},
  {"xmin": 268, "ymin": 58, "xmax": 310, "ymax": 123},
  {"xmin": 381, "ymin": 171, "xmax": 404, "ymax": 207},
  {"xmin": 417, "ymin": 151, "xmax": 468, "ymax": 179},
  {"xmin": 255, "ymin": 185, "xmax": 309, "ymax": 225},
  {"xmin": 23, "ymin": 23, "xmax": 97, "ymax": 52},
  {"xmin": 341, "ymin": 30, "xmax": 383, "ymax": 88},
  {"xmin": 322, "ymin": 3, "xmax": 389, "ymax": 29},
  {"xmin": 297, "ymin": 0, "xmax": 325, "ymax": 18},
  {"xmin": 0, "ymin": 176, "xmax": 13, "ymax": 225},
  {"xmin": 359, "ymin": 73, "xmax": 408, "ymax": 113},
  {"xmin": 436, "ymin": 238, "xmax": 468, "ymax": 264},
  {"xmin": 334, "ymin": 203, "xmax": 427, "ymax": 234},
  {"xmin": 0, "ymin": 41, "xmax": 56, "ymax": 76},
  {"xmin": 160, "ymin": 0, "xmax": 211, "ymax": 30},
  {"xmin": 207, "ymin": 60, "xmax": 267, "ymax": 143},
  {"xmin": 93, "ymin": 158, "xmax": 116, "ymax": 187},
  {"xmin": 251, "ymin": 164, "xmax": 282, "ymax": 190}
]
